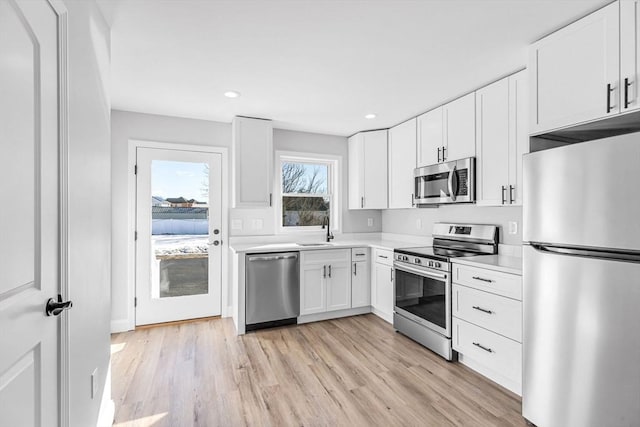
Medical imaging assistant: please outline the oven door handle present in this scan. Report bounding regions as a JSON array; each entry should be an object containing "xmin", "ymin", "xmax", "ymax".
[{"xmin": 394, "ymin": 263, "xmax": 447, "ymax": 281}]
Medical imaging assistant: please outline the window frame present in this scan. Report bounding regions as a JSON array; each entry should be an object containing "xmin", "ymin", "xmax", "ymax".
[{"xmin": 275, "ymin": 151, "xmax": 341, "ymax": 234}]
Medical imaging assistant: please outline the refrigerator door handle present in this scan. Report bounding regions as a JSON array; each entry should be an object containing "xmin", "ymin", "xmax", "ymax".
[{"xmin": 531, "ymin": 243, "xmax": 640, "ymax": 263}]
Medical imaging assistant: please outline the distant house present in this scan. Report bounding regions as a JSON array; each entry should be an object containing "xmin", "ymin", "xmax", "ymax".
[
  {"xmin": 152, "ymin": 196, "xmax": 170, "ymax": 207},
  {"xmin": 165, "ymin": 197, "xmax": 206, "ymax": 207}
]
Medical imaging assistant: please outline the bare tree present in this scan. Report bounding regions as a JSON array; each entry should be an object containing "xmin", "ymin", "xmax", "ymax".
[{"xmin": 282, "ymin": 163, "xmax": 328, "ymax": 226}]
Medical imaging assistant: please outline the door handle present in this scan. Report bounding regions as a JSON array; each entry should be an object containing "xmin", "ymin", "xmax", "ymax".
[
  {"xmin": 509, "ymin": 185, "xmax": 514, "ymax": 204},
  {"xmin": 606, "ymin": 83, "xmax": 614, "ymax": 113},
  {"xmin": 361, "ymin": 196, "xmax": 364, "ymax": 208},
  {"xmin": 447, "ymin": 166, "xmax": 457, "ymax": 201},
  {"xmin": 442, "ymin": 146, "xmax": 446, "ymax": 161},
  {"xmin": 46, "ymin": 294, "xmax": 73, "ymax": 317},
  {"xmin": 323, "ymin": 265, "xmax": 326, "ymax": 278},
  {"xmin": 501, "ymin": 185, "xmax": 506, "ymax": 205},
  {"xmin": 390, "ymin": 268, "xmax": 394, "ymax": 282},
  {"xmin": 473, "ymin": 342, "xmax": 493, "ymax": 353},
  {"xmin": 353, "ymin": 263, "xmax": 357, "ymax": 276},
  {"xmin": 625, "ymin": 78, "xmax": 632, "ymax": 109},
  {"xmin": 328, "ymin": 265, "xmax": 332, "ymax": 278},
  {"xmin": 211, "ymin": 240, "xmax": 220, "ymax": 246},
  {"xmin": 472, "ymin": 276, "xmax": 493, "ymax": 283},
  {"xmin": 472, "ymin": 306, "xmax": 493, "ymax": 314},
  {"xmin": 437, "ymin": 147, "xmax": 441, "ymax": 163}
]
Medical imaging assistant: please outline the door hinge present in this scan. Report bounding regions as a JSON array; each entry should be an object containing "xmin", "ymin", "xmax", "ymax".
[
  {"xmin": 134, "ymin": 297, "xmax": 137, "ymax": 307},
  {"xmin": 134, "ymin": 164, "xmax": 137, "ymax": 175}
]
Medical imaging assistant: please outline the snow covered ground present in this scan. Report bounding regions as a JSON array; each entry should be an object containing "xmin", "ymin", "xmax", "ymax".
[{"xmin": 152, "ymin": 234, "xmax": 208, "ymax": 256}]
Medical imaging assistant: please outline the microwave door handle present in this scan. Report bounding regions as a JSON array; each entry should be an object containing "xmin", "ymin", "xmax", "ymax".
[{"xmin": 448, "ymin": 165, "xmax": 457, "ymax": 201}]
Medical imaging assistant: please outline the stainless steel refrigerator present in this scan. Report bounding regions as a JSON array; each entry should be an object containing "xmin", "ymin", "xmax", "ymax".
[{"xmin": 523, "ymin": 132, "xmax": 640, "ymax": 427}]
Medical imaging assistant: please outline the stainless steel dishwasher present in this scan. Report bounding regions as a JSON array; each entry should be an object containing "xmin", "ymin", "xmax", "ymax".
[{"xmin": 245, "ymin": 252, "xmax": 300, "ymax": 331}]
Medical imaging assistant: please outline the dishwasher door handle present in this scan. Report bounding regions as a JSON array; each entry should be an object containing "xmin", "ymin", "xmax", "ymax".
[{"xmin": 248, "ymin": 254, "xmax": 298, "ymax": 262}]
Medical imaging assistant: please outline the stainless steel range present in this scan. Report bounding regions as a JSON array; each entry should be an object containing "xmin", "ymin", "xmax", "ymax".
[{"xmin": 393, "ymin": 223, "xmax": 498, "ymax": 361}]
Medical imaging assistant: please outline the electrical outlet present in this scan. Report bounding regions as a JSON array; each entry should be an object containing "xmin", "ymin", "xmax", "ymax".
[
  {"xmin": 367, "ymin": 218, "xmax": 373, "ymax": 227},
  {"xmin": 416, "ymin": 219, "xmax": 422, "ymax": 229},
  {"xmin": 91, "ymin": 368, "xmax": 98, "ymax": 399},
  {"xmin": 508, "ymin": 221, "xmax": 518, "ymax": 235}
]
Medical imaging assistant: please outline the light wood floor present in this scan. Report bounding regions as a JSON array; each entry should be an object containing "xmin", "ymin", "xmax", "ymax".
[{"xmin": 111, "ymin": 314, "xmax": 527, "ymax": 426}]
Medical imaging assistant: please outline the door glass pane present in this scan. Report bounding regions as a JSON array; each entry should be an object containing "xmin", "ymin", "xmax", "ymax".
[{"xmin": 151, "ymin": 160, "xmax": 209, "ymax": 298}]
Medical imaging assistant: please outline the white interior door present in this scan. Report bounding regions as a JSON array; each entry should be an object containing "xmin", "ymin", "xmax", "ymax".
[
  {"xmin": 0, "ymin": 0, "xmax": 64, "ymax": 425},
  {"xmin": 135, "ymin": 147, "xmax": 223, "ymax": 325}
]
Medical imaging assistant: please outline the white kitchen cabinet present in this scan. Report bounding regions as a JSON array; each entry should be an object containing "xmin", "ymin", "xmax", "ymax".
[
  {"xmin": 348, "ymin": 130, "xmax": 388, "ymax": 209},
  {"xmin": 529, "ymin": 2, "xmax": 620, "ymax": 134},
  {"xmin": 476, "ymin": 70, "xmax": 528, "ymax": 206},
  {"xmin": 452, "ymin": 261, "xmax": 523, "ymax": 395},
  {"xmin": 388, "ymin": 118, "xmax": 417, "ymax": 209},
  {"xmin": 444, "ymin": 92, "xmax": 476, "ymax": 162},
  {"xmin": 417, "ymin": 107, "xmax": 444, "ymax": 167},
  {"xmin": 300, "ymin": 249, "xmax": 351, "ymax": 316},
  {"xmin": 417, "ymin": 93, "xmax": 475, "ymax": 167},
  {"xmin": 621, "ymin": 0, "xmax": 640, "ymax": 113},
  {"xmin": 371, "ymin": 248, "xmax": 394, "ymax": 323},
  {"xmin": 351, "ymin": 248, "xmax": 370, "ymax": 308},
  {"xmin": 232, "ymin": 116, "xmax": 273, "ymax": 207}
]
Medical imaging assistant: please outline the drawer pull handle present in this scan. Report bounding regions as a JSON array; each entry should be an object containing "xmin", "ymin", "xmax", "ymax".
[
  {"xmin": 355, "ymin": 253, "xmax": 365, "ymax": 257},
  {"xmin": 379, "ymin": 255, "xmax": 388, "ymax": 259},
  {"xmin": 473, "ymin": 342, "xmax": 493, "ymax": 353},
  {"xmin": 472, "ymin": 276, "xmax": 493, "ymax": 283},
  {"xmin": 472, "ymin": 306, "xmax": 493, "ymax": 314}
]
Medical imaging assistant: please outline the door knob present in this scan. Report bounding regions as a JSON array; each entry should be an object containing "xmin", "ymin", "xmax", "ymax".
[
  {"xmin": 213, "ymin": 229, "xmax": 220, "ymax": 235},
  {"xmin": 46, "ymin": 294, "xmax": 73, "ymax": 316},
  {"xmin": 212, "ymin": 240, "xmax": 220, "ymax": 246}
]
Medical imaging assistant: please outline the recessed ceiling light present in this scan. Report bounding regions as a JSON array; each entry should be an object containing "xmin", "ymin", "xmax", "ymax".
[
  {"xmin": 365, "ymin": 113, "xmax": 376, "ymax": 119},
  {"xmin": 224, "ymin": 90, "xmax": 240, "ymax": 98}
]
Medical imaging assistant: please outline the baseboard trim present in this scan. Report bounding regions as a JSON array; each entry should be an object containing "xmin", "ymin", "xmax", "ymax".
[
  {"xmin": 458, "ymin": 353, "xmax": 522, "ymax": 396},
  {"xmin": 371, "ymin": 307, "xmax": 393, "ymax": 324},
  {"xmin": 297, "ymin": 306, "xmax": 371, "ymax": 324},
  {"xmin": 110, "ymin": 319, "xmax": 132, "ymax": 333}
]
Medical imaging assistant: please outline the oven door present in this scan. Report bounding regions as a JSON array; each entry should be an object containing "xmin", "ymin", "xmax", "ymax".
[
  {"xmin": 414, "ymin": 157, "xmax": 474, "ymax": 205},
  {"xmin": 393, "ymin": 263, "xmax": 451, "ymax": 337}
]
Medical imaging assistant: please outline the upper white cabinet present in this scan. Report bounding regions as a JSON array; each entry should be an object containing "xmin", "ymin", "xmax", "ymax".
[
  {"xmin": 621, "ymin": 0, "xmax": 640, "ymax": 113},
  {"xmin": 476, "ymin": 70, "xmax": 528, "ymax": 206},
  {"xmin": 417, "ymin": 93, "xmax": 475, "ymax": 167},
  {"xmin": 444, "ymin": 93, "xmax": 476, "ymax": 162},
  {"xmin": 348, "ymin": 130, "xmax": 388, "ymax": 209},
  {"xmin": 529, "ymin": 2, "xmax": 620, "ymax": 134},
  {"xmin": 417, "ymin": 107, "xmax": 444, "ymax": 167},
  {"xmin": 232, "ymin": 116, "xmax": 273, "ymax": 208},
  {"xmin": 388, "ymin": 118, "xmax": 417, "ymax": 209}
]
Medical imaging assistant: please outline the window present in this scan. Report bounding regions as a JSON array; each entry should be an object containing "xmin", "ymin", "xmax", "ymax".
[{"xmin": 277, "ymin": 153, "xmax": 339, "ymax": 231}]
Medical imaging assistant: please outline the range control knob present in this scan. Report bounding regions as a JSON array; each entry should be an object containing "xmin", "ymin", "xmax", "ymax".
[
  {"xmin": 434, "ymin": 262, "xmax": 441, "ymax": 268},
  {"xmin": 428, "ymin": 261, "xmax": 434, "ymax": 267},
  {"xmin": 414, "ymin": 258, "xmax": 421, "ymax": 264},
  {"xmin": 403, "ymin": 255, "xmax": 409, "ymax": 261}
]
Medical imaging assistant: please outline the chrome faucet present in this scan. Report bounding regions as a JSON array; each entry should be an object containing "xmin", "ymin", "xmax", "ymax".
[{"xmin": 322, "ymin": 215, "xmax": 334, "ymax": 242}]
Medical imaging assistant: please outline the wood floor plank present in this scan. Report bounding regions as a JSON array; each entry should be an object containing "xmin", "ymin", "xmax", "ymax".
[{"xmin": 111, "ymin": 314, "xmax": 526, "ymax": 426}]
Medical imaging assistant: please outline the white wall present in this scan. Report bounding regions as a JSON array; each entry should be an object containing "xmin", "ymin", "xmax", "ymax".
[
  {"xmin": 382, "ymin": 205, "xmax": 522, "ymax": 245},
  {"xmin": 64, "ymin": 1, "xmax": 112, "ymax": 426}
]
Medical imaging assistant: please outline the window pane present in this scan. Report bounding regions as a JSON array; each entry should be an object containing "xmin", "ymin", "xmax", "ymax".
[
  {"xmin": 282, "ymin": 162, "xmax": 328, "ymax": 194},
  {"xmin": 282, "ymin": 196, "xmax": 330, "ymax": 227}
]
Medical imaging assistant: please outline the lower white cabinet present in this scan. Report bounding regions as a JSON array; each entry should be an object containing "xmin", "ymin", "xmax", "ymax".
[
  {"xmin": 351, "ymin": 248, "xmax": 370, "ymax": 308},
  {"xmin": 452, "ymin": 261, "xmax": 523, "ymax": 395},
  {"xmin": 300, "ymin": 249, "xmax": 351, "ymax": 316},
  {"xmin": 371, "ymin": 248, "xmax": 394, "ymax": 322}
]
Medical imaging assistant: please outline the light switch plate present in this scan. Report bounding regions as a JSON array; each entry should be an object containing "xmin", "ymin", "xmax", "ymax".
[
  {"xmin": 508, "ymin": 221, "xmax": 518, "ymax": 235},
  {"xmin": 416, "ymin": 219, "xmax": 422, "ymax": 229},
  {"xmin": 367, "ymin": 218, "xmax": 373, "ymax": 227}
]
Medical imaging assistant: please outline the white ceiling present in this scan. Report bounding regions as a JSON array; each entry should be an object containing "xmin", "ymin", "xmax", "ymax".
[{"xmin": 98, "ymin": 0, "xmax": 609, "ymax": 136}]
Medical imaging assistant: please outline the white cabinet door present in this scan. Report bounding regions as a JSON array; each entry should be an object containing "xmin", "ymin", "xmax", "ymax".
[
  {"xmin": 232, "ymin": 116, "xmax": 273, "ymax": 207},
  {"xmin": 508, "ymin": 70, "xmax": 529, "ymax": 206},
  {"xmin": 621, "ymin": 0, "xmax": 640, "ymax": 113},
  {"xmin": 476, "ymin": 78, "xmax": 510, "ymax": 206},
  {"xmin": 351, "ymin": 261, "xmax": 370, "ymax": 308},
  {"xmin": 363, "ymin": 130, "xmax": 388, "ymax": 209},
  {"xmin": 300, "ymin": 263, "xmax": 326, "ymax": 316},
  {"xmin": 529, "ymin": 2, "xmax": 620, "ymax": 134},
  {"xmin": 388, "ymin": 118, "xmax": 417, "ymax": 209},
  {"xmin": 373, "ymin": 263, "xmax": 394, "ymax": 317},
  {"xmin": 326, "ymin": 261, "xmax": 351, "ymax": 312},
  {"xmin": 417, "ymin": 107, "xmax": 444, "ymax": 167},
  {"xmin": 348, "ymin": 133, "xmax": 365, "ymax": 209},
  {"xmin": 444, "ymin": 92, "xmax": 476, "ymax": 161}
]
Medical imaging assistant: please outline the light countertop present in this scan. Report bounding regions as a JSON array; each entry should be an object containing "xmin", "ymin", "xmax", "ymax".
[
  {"xmin": 230, "ymin": 239, "xmax": 423, "ymax": 254},
  {"xmin": 452, "ymin": 254, "xmax": 522, "ymax": 275}
]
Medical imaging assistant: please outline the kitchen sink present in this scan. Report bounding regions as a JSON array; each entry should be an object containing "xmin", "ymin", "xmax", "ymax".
[{"xmin": 296, "ymin": 242, "xmax": 334, "ymax": 247}]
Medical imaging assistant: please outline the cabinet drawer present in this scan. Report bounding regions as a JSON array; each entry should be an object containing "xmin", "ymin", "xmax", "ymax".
[
  {"xmin": 302, "ymin": 249, "xmax": 350, "ymax": 264},
  {"xmin": 373, "ymin": 248, "xmax": 393, "ymax": 266},
  {"xmin": 453, "ymin": 264, "xmax": 522, "ymax": 300},
  {"xmin": 453, "ymin": 318, "xmax": 522, "ymax": 386},
  {"xmin": 453, "ymin": 284, "xmax": 522, "ymax": 342},
  {"xmin": 351, "ymin": 247, "xmax": 369, "ymax": 262}
]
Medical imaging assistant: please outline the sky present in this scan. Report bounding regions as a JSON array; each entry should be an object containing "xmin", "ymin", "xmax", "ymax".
[{"xmin": 152, "ymin": 160, "xmax": 209, "ymax": 202}]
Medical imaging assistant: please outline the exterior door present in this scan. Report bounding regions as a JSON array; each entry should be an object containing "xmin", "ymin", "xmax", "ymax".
[
  {"xmin": 0, "ymin": 0, "xmax": 66, "ymax": 425},
  {"xmin": 135, "ymin": 148, "xmax": 223, "ymax": 325}
]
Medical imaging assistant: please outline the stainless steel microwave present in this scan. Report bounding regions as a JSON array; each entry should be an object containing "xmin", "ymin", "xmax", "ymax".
[{"xmin": 414, "ymin": 157, "xmax": 475, "ymax": 206}]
